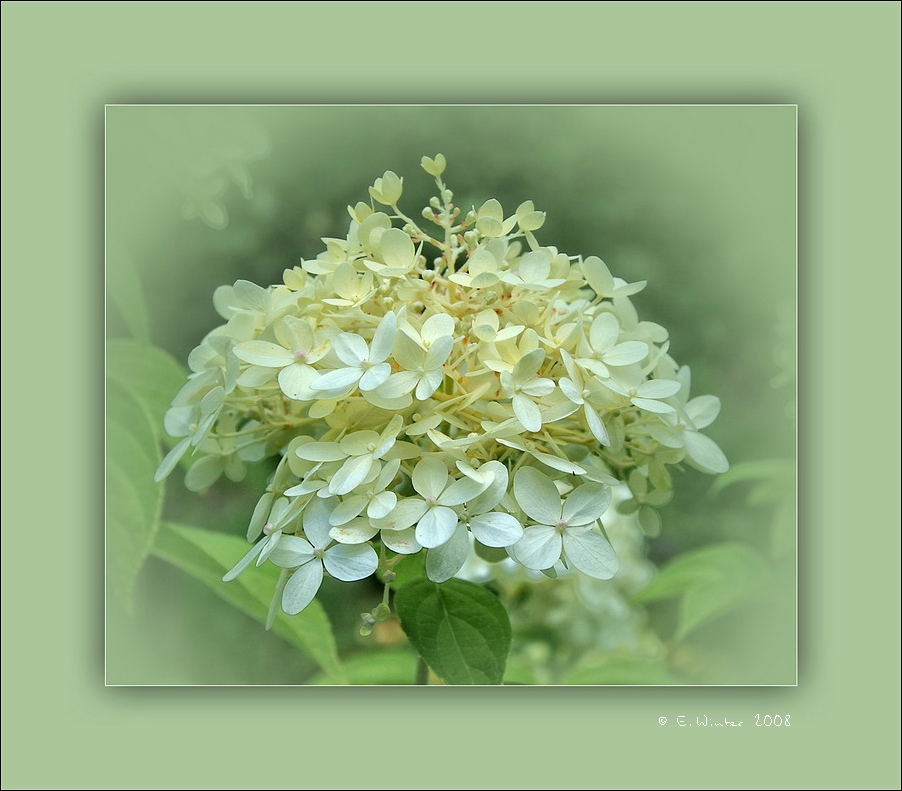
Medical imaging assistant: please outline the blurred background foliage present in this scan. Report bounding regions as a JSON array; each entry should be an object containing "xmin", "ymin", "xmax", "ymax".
[{"xmin": 106, "ymin": 106, "xmax": 796, "ymax": 685}]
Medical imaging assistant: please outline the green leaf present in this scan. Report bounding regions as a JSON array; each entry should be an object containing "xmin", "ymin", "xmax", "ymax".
[
  {"xmin": 153, "ymin": 522, "xmax": 346, "ymax": 684},
  {"xmin": 107, "ymin": 247, "xmax": 151, "ymax": 343},
  {"xmin": 710, "ymin": 458, "xmax": 794, "ymax": 497},
  {"xmin": 106, "ymin": 339, "xmax": 186, "ymax": 431},
  {"xmin": 563, "ymin": 657, "xmax": 683, "ymax": 685},
  {"xmin": 308, "ymin": 649, "xmax": 418, "ymax": 685},
  {"xmin": 394, "ymin": 578, "xmax": 511, "ymax": 685},
  {"xmin": 636, "ymin": 542, "xmax": 770, "ymax": 639},
  {"xmin": 107, "ymin": 379, "xmax": 163, "ymax": 611}
]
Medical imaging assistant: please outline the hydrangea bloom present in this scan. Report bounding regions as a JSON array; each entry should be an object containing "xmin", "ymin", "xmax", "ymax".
[{"xmin": 156, "ymin": 155, "xmax": 728, "ymax": 621}]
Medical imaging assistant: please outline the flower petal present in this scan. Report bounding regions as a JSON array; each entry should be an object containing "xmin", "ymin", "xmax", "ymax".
[
  {"xmin": 468, "ymin": 512, "xmax": 523, "ymax": 547},
  {"xmin": 302, "ymin": 497, "xmax": 337, "ymax": 548},
  {"xmin": 380, "ymin": 527, "xmax": 421, "ymax": 554},
  {"xmin": 683, "ymin": 431, "xmax": 730, "ymax": 474},
  {"xmin": 514, "ymin": 525, "xmax": 562, "ymax": 570},
  {"xmin": 324, "ymin": 543, "xmax": 378, "ymax": 581},
  {"xmin": 369, "ymin": 312, "xmax": 398, "ymax": 362},
  {"xmin": 329, "ymin": 454, "xmax": 374, "ymax": 496},
  {"xmin": 311, "ymin": 367, "xmax": 362, "ymax": 392},
  {"xmin": 425, "ymin": 523, "xmax": 470, "ymax": 583},
  {"xmin": 415, "ymin": 506, "xmax": 459, "ymax": 548},
  {"xmin": 295, "ymin": 441, "xmax": 346, "ymax": 462},
  {"xmin": 513, "ymin": 467, "xmax": 562, "ymax": 525},
  {"xmin": 513, "ymin": 393, "xmax": 542, "ymax": 432},
  {"xmin": 329, "ymin": 518, "xmax": 378, "ymax": 544},
  {"xmin": 562, "ymin": 483, "xmax": 612, "ymax": 525},
  {"xmin": 282, "ymin": 560, "xmax": 324, "ymax": 615},
  {"xmin": 562, "ymin": 528, "xmax": 618, "ymax": 579},
  {"xmin": 221, "ymin": 539, "xmax": 264, "ymax": 581},
  {"xmin": 412, "ymin": 457, "xmax": 448, "ymax": 500},
  {"xmin": 268, "ymin": 535, "xmax": 316, "ymax": 568},
  {"xmin": 233, "ymin": 341, "xmax": 295, "ymax": 368},
  {"xmin": 329, "ymin": 495, "xmax": 368, "ymax": 526},
  {"xmin": 332, "ymin": 333, "xmax": 369, "ymax": 366}
]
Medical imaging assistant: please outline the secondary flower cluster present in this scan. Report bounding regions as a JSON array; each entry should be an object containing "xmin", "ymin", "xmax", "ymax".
[{"xmin": 155, "ymin": 154, "xmax": 728, "ymax": 621}]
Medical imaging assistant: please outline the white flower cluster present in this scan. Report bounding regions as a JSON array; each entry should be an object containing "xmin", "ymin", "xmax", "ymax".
[{"xmin": 156, "ymin": 154, "xmax": 728, "ymax": 620}]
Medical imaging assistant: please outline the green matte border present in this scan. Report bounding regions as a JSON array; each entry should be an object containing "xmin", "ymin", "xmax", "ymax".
[{"xmin": 2, "ymin": 2, "xmax": 899, "ymax": 789}]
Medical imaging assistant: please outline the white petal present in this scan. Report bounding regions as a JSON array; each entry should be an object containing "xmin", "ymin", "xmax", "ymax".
[
  {"xmin": 311, "ymin": 367, "xmax": 362, "ymax": 392},
  {"xmin": 683, "ymin": 431, "xmax": 730, "ymax": 474},
  {"xmin": 589, "ymin": 313, "xmax": 620, "ymax": 352},
  {"xmin": 221, "ymin": 539, "xmax": 264, "ymax": 581},
  {"xmin": 437, "ymin": 475, "xmax": 488, "ymax": 506},
  {"xmin": 415, "ymin": 506, "xmax": 459, "ymax": 548},
  {"xmin": 468, "ymin": 461, "xmax": 508, "ymax": 513},
  {"xmin": 469, "ymin": 512, "xmax": 523, "ymax": 547},
  {"xmin": 603, "ymin": 341, "xmax": 648, "ymax": 366},
  {"xmin": 295, "ymin": 442, "xmax": 346, "ymax": 462},
  {"xmin": 340, "ymin": 431, "xmax": 379, "ymax": 456},
  {"xmin": 380, "ymin": 228, "xmax": 415, "ymax": 270},
  {"xmin": 415, "ymin": 369, "xmax": 444, "ymax": 400},
  {"xmin": 329, "ymin": 454, "xmax": 374, "ymax": 496},
  {"xmin": 332, "ymin": 333, "xmax": 369, "ymax": 366},
  {"xmin": 381, "ymin": 527, "xmax": 421, "ymax": 554},
  {"xmin": 513, "ymin": 467, "xmax": 562, "ymax": 525},
  {"xmin": 372, "ymin": 498, "xmax": 429, "ymax": 531},
  {"xmin": 369, "ymin": 312, "xmax": 398, "ymax": 362},
  {"xmin": 562, "ymin": 483, "xmax": 612, "ymax": 526},
  {"xmin": 268, "ymin": 535, "xmax": 316, "ymax": 568},
  {"xmin": 513, "ymin": 394, "xmax": 542, "ymax": 432},
  {"xmin": 324, "ymin": 543, "xmax": 378, "ymax": 581},
  {"xmin": 637, "ymin": 379, "xmax": 682, "ymax": 399},
  {"xmin": 425, "ymin": 524, "xmax": 470, "ymax": 583},
  {"xmin": 393, "ymin": 332, "xmax": 425, "ymax": 371},
  {"xmin": 154, "ymin": 436, "xmax": 191, "ymax": 482},
  {"xmin": 278, "ymin": 363, "xmax": 317, "ymax": 400},
  {"xmin": 632, "ymin": 397, "xmax": 676, "ymax": 414},
  {"xmin": 367, "ymin": 491, "xmax": 397, "ymax": 519},
  {"xmin": 559, "ymin": 378, "xmax": 584, "ymax": 404},
  {"xmin": 685, "ymin": 395, "xmax": 721, "ymax": 430},
  {"xmin": 329, "ymin": 495, "xmax": 368, "ymax": 526},
  {"xmin": 423, "ymin": 334, "xmax": 453, "ymax": 370},
  {"xmin": 377, "ymin": 371, "xmax": 419, "ymax": 398},
  {"xmin": 530, "ymin": 451, "xmax": 586, "ymax": 476},
  {"xmin": 514, "ymin": 525, "xmax": 562, "ymax": 570},
  {"xmin": 512, "ymin": 348, "xmax": 546, "ymax": 385},
  {"xmin": 302, "ymin": 497, "xmax": 337, "ymax": 548},
  {"xmin": 281, "ymin": 560, "xmax": 324, "ymax": 615},
  {"xmin": 329, "ymin": 519, "xmax": 378, "ymax": 544},
  {"xmin": 520, "ymin": 378, "xmax": 555, "ymax": 397},
  {"xmin": 412, "ymin": 457, "xmax": 448, "ymax": 500},
  {"xmin": 562, "ymin": 528, "xmax": 618, "ymax": 579},
  {"xmin": 584, "ymin": 402, "xmax": 610, "ymax": 446},
  {"xmin": 233, "ymin": 341, "xmax": 295, "ymax": 368},
  {"xmin": 421, "ymin": 313, "xmax": 455, "ymax": 344},
  {"xmin": 359, "ymin": 362, "xmax": 391, "ymax": 391}
]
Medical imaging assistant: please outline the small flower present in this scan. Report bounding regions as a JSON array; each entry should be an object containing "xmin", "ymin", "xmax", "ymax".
[
  {"xmin": 511, "ymin": 467, "xmax": 618, "ymax": 579},
  {"xmin": 311, "ymin": 312, "xmax": 397, "ymax": 395},
  {"xmin": 268, "ymin": 497, "xmax": 378, "ymax": 615}
]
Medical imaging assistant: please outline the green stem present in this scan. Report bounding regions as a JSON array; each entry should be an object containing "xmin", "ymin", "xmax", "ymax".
[{"xmin": 415, "ymin": 656, "xmax": 429, "ymax": 686}]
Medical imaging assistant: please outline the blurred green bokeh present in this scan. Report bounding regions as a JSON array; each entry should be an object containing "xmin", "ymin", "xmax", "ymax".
[{"xmin": 106, "ymin": 106, "xmax": 795, "ymax": 684}]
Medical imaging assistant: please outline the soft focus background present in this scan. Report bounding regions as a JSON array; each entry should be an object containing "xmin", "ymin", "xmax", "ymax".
[{"xmin": 106, "ymin": 105, "xmax": 796, "ymax": 685}]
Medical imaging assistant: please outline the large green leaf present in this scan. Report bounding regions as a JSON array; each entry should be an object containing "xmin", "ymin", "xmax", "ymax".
[
  {"xmin": 636, "ymin": 542, "xmax": 770, "ymax": 639},
  {"xmin": 106, "ymin": 339, "xmax": 186, "ymax": 431},
  {"xmin": 395, "ymin": 578, "xmax": 511, "ymax": 685},
  {"xmin": 107, "ymin": 247, "xmax": 151, "ymax": 343},
  {"xmin": 563, "ymin": 657, "xmax": 683, "ymax": 685},
  {"xmin": 308, "ymin": 649, "xmax": 418, "ymax": 686},
  {"xmin": 107, "ymin": 379, "xmax": 163, "ymax": 610},
  {"xmin": 153, "ymin": 522, "xmax": 346, "ymax": 683}
]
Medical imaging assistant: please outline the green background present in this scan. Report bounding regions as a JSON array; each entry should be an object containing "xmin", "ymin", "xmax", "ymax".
[{"xmin": 2, "ymin": 1, "xmax": 899, "ymax": 788}]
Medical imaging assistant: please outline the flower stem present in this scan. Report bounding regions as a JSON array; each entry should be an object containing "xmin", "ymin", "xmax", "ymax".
[{"xmin": 415, "ymin": 656, "xmax": 429, "ymax": 686}]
